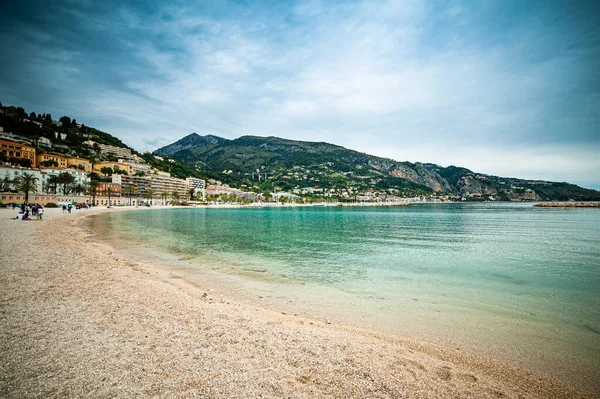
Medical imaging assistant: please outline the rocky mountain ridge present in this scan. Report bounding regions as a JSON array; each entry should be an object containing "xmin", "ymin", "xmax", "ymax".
[{"xmin": 155, "ymin": 133, "xmax": 600, "ymax": 201}]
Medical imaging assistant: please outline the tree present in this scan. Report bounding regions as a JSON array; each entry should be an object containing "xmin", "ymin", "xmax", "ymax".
[
  {"xmin": 123, "ymin": 185, "xmax": 137, "ymax": 205},
  {"xmin": 171, "ymin": 190, "xmax": 180, "ymax": 204},
  {"xmin": 113, "ymin": 165, "xmax": 127, "ymax": 175},
  {"xmin": 73, "ymin": 183, "xmax": 86, "ymax": 196},
  {"xmin": 16, "ymin": 107, "xmax": 26, "ymax": 119},
  {"xmin": 106, "ymin": 187, "xmax": 113, "ymax": 206},
  {"xmin": 45, "ymin": 113, "xmax": 52, "ymax": 121},
  {"xmin": 188, "ymin": 188, "xmax": 195, "ymax": 201},
  {"xmin": 100, "ymin": 166, "xmax": 113, "ymax": 177},
  {"xmin": 59, "ymin": 116, "xmax": 71, "ymax": 128},
  {"xmin": 160, "ymin": 191, "xmax": 169, "ymax": 205},
  {"xmin": 46, "ymin": 175, "xmax": 58, "ymax": 194},
  {"xmin": 57, "ymin": 172, "xmax": 75, "ymax": 195},
  {"xmin": 0, "ymin": 176, "xmax": 14, "ymax": 192},
  {"xmin": 143, "ymin": 189, "xmax": 154, "ymax": 206},
  {"xmin": 40, "ymin": 160, "xmax": 59, "ymax": 167},
  {"xmin": 15, "ymin": 172, "xmax": 39, "ymax": 203},
  {"xmin": 89, "ymin": 180, "xmax": 100, "ymax": 205},
  {"xmin": 29, "ymin": 111, "xmax": 36, "ymax": 118}
]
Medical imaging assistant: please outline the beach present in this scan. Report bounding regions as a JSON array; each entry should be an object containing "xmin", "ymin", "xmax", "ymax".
[{"xmin": 0, "ymin": 206, "xmax": 595, "ymax": 398}]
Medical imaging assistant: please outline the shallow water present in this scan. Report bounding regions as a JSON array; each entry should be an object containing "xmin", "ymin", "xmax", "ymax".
[{"xmin": 88, "ymin": 203, "xmax": 600, "ymax": 392}]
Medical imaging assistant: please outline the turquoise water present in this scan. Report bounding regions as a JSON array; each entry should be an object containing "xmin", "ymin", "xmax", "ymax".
[{"xmin": 89, "ymin": 203, "xmax": 600, "ymax": 390}]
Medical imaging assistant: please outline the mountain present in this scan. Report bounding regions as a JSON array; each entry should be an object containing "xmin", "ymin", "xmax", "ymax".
[
  {"xmin": 154, "ymin": 133, "xmax": 228, "ymax": 156},
  {"xmin": 157, "ymin": 134, "xmax": 452, "ymax": 192},
  {"xmin": 156, "ymin": 134, "xmax": 600, "ymax": 201}
]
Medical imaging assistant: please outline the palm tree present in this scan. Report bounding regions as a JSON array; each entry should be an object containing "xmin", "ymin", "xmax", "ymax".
[
  {"xmin": 73, "ymin": 183, "xmax": 86, "ymax": 196},
  {"xmin": 0, "ymin": 176, "xmax": 14, "ymax": 192},
  {"xmin": 122, "ymin": 185, "xmax": 137, "ymax": 206},
  {"xmin": 160, "ymin": 191, "xmax": 169, "ymax": 205},
  {"xmin": 171, "ymin": 190, "xmax": 180, "ymax": 204},
  {"xmin": 15, "ymin": 172, "xmax": 39, "ymax": 204},
  {"xmin": 143, "ymin": 189, "xmax": 154, "ymax": 206},
  {"xmin": 89, "ymin": 180, "xmax": 100, "ymax": 206},
  {"xmin": 106, "ymin": 187, "xmax": 113, "ymax": 207}
]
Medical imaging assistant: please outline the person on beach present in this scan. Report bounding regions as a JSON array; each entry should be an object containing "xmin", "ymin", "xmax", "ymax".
[
  {"xmin": 37, "ymin": 205, "xmax": 44, "ymax": 220},
  {"xmin": 62, "ymin": 204, "xmax": 67, "ymax": 214},
  {"xmin": 67, "ymin": 203, "xmax": 72, "ymax": 213}
]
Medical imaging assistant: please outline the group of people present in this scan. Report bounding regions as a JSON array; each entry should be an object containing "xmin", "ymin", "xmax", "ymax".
[{"xmin": 12, "ymin": 203, "xmax": 44, "ymax": 221}]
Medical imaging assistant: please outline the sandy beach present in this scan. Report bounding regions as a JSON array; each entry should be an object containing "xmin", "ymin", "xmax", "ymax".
[{"xmin": 0, "ymin": 206, "xmax": 595, "ymax": 398}]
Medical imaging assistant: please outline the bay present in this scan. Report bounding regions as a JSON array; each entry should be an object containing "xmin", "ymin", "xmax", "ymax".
[{"xmin": 88, "ymin": 203, "xmax": 600, "ymax": 392}]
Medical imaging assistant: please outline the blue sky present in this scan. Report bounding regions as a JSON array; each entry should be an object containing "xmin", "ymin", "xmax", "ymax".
[{"xmin": 1, "ymin": 0, "xmax": 599, "ymax": 188}]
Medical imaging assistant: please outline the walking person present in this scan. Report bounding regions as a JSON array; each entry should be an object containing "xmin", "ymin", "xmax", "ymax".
[{"xmin": 37, "ymin": 205, "xmax": 44, "ymax": 220}]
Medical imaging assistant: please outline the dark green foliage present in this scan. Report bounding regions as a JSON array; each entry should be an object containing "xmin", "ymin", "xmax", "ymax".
[
  {"xmin": 40, "ymin": 160, "xmax": 59, "ymax": 167},
  {"xmin": 533, "ymin": 183, "xmax": 600, "ymax": 201},
  {"xmin": 56, "ymin": 172, "xmax": 75, "ymax": 195},
  {"xmin": 100, "ymin": 166, "xmax": 113, "ymax": 176},
  {"xmin": 8, "ymin": 157, "xmax": 32, "ymax": 167}
]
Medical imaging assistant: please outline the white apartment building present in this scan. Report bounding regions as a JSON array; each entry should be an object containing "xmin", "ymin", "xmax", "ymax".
[
  {"xmin": 40, "ymin": 167, "xmax": 90, "ymax": 195},
  {"xmin": 0, "ymin": 165, "xmax": 43, "ymax": 192},
  {"xmin": 185, "ymin": 177, "xmax": 205, "ymax": 199}
]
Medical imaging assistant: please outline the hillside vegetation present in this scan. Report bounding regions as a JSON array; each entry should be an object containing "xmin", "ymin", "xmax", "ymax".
[{"xmin": 156, "ymin": 133, "xmax": 600, "ymax": 201}]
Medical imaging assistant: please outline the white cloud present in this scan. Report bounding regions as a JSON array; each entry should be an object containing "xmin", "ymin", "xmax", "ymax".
[{"xmin": 4, "ymin": 0, "xmax": 597, "ymax": 187}]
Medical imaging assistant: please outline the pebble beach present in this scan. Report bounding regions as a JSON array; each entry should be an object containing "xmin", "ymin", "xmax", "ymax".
[{"xmin": 0, "ymin": 206, "xmax": 595, "ymax": 398}]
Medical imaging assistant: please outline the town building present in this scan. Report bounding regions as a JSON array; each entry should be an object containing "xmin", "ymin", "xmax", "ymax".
[
  {"xmin": 94, "ymin": 161, "xmax": 134, "ymax": 175},
  {"xmin": 185, "ymin": 177, "xmax": 205, "ymax": 199},
  {"xmin": 83, "ymin": 140, "xmax": 138, "ymax": 160},
  {"xmin": 38, "ymin": 137, "xmax": 52, "ymax": 148},
  {"xmin": 118, "ymin": 159, "xmax": 151, "ymax": 174},
  {"xmin": 94, "ymin": 195, "xmax": 126, "ymax": 207},
  {"xmin": 67, "ymin": 156, "xmax": 92, "ymax": 172},
  {"xmin": 0, "ymin": 138, "xmax": 36, "ymax": 167},
  {"xmin": 94, "ymin": 182, "xmax": 121, "ymax": 200},
  {"xmin": 1, "ymin": 192, "xmax": 57, "ymax": 206},
  {"xmin": 0, "ymin": 164, "xmax": 55, "ymax": 205},
  {"xmin": 40, "ymin": 167, "xmax": 90, "ymax": 195},
  {"xmin": 37, "ymin": 153, "xmax": 69, "ymax": 168},
  {"xmin": 148, "ymin": 173, "xmax": 188, "ymax": 199},
  {"xmin": 0, "ymin": 164, "xmax": 43, "ymax": 192},
  {"xmin": 112, "ymin": 174, "xmax": 151, "ymax": 199}
]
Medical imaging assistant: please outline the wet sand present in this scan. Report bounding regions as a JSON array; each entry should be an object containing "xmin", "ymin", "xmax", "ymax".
[{"xmin": 0, "ymin": 206, "xmax": 595, "ymax": 398}]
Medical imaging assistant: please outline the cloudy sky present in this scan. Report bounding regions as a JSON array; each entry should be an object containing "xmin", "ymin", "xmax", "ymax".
[{"xmin": 1, "ymin": 0, "xmax": 599, "ymax": 188}]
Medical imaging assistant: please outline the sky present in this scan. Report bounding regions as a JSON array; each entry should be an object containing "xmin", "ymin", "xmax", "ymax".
[{"xmin": 0, "ymin": 0, "xmax": 599, "ymax": 189}]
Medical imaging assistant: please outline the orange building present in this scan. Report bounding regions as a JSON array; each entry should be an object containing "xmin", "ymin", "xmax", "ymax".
[
  {"xmin": 95, "ymin": 182, "xmax": 121, "ymax": 197},
  {"xmin": 94, "ymin": 161, "xmax": 134, "ymax": 175},
  {"xmin": 0, "ymin": 139, "xmax": 36, "ymax": 166},
  {"xmin": 67, "ymin": 156, "xmax": 92, "ymax": 172},
  {"xmin": 36, "ymin": 153, "xmax": 69, "ymax": 168}
]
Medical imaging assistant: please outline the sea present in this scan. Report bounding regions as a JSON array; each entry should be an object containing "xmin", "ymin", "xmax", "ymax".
[{"xmin": 87, "ymin": 203, "xmax": 600, "ymax": 392}]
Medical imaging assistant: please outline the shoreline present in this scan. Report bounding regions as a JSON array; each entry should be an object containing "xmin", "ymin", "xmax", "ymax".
[
  {"xmin": 1, "ymin": 206, "xmax": 596, "ymax": 398},
  {"xmin": 534, "ymin": 202, "xmax": 600, "ymax": 208}
]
